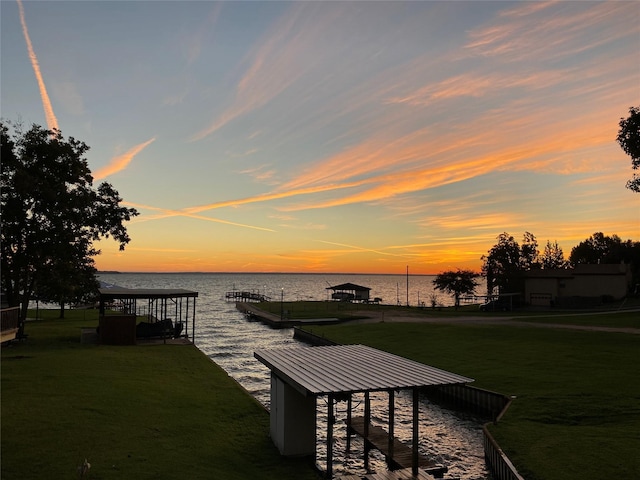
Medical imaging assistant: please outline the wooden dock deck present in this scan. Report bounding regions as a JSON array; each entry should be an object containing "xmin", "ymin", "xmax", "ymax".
[
  {"xmin": 337, "ymin": 467, "xmax": 436, "ymax": 480},
  {"xmin": 235, "ymin": 302, "xmax": 340, "ymax": 328},
  {"xmin": 225, "ymin": 290, "xmax": 271, "ymax": 302},
  {"xmin": 347, "ymin": 417, "xmax": 447, "ymax": 477}
]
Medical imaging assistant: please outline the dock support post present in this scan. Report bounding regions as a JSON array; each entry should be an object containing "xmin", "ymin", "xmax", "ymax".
[
  {"xmin": 192, "ymin": 297, "xmax": 196, "ymax": 345},
  {"xmin": 364, "ymin": 392, "xmax": 371, "ymax": 472},
  {"xmin": 388, "ymin": 389, "xmax": 395, "ymax": 465},
  {"xmin": 327, "ymin": 394, "xmax": 334, "ymax": 479},
  {"xmin": 412, "ymin": 388, "xmax": 419, "ymax": 477},
  {"xmin": 346, "ymin": 394, "xmax": 352, "ymax": 453}
]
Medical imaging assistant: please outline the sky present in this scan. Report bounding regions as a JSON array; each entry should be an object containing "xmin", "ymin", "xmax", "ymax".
[{"xmin": 1, "ymin": 1, "xmax": 638, "ymax": 274}]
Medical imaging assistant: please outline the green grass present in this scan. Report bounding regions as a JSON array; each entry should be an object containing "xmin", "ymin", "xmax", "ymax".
[
  {"xmin": 1, "ymin": 310, "xmax": 320, "ymax": 480},
  {"xmin": 517, "ymin": 311, "xmax": 640, "ymax": 329},
  {"xmin": 305, "ymin": 317, "xmax": 640, "ymax": 480},
  {"xmin": 256, "ymin": 300, "xmax": 488, "ymax": 319},
  {"xmin": 258, "ymin": 299, "xmax": 640, "ymax": 328}
]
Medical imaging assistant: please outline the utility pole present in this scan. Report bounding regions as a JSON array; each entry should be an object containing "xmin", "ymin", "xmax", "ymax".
[{"xmin": 406, "ymin": 265, "xmax": 409, "ymax": 307}]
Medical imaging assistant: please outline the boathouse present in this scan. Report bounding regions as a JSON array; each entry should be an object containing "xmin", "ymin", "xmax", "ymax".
[
  {"xmin": 327, "ymin": 283, "xmax": 371, "ymax": 302},
  {"xmin": 254, "ymin": 344, "xmax": 473, "ymax": 479},
  {"xmin": 97, "ymin": 287, "xmax": 198, "ymax": 345}
]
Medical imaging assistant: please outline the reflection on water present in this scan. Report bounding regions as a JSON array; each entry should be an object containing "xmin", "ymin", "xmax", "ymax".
[
  {"xmin": 314, "ymin": 391, "xmax": 490, "ymax": 479},
  {"xmin": 98, "ymin": 273, "xmax": 490, "ymax": 479}
]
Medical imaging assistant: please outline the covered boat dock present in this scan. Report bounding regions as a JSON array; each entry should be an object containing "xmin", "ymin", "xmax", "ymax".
[
  {"xmin": 327, "ymin": 283, "xmax": 374, "ymax": 303},
  {"xmin": 98, "ymin": 287, "xmax": 198, "ymax": 345},
  {"xmin": 254, "ymin": 344, "xmax": 473, "ymax": 479}
]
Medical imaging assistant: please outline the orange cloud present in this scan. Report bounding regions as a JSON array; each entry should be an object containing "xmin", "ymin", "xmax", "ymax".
[
  {"xmin": 418, "ymin": 213, "xmax": 520, "ymax": 232},
  {"xmin": 17, "ymin": 0, "xmax": 58, "ymax": 132},
  {"xmin": 181, "ymin": 182, "xmax": 366, "ymax": 215},
  {"xmin": 387, "ymin": 70, "xmax": 567, "ymax": 107},
  {"xmin": 93, "ymin": 138, "xmax": 156, "ymax": 180}
]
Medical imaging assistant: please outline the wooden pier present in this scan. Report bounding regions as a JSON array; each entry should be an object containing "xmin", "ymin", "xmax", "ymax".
[
  {"xmin": 236, "ymin": 302, "xmax": 340, "ymax": 328},
  {"xmin": 347, "ymin": 417, "xmax": 447, "ymax": 478},
  {"xmin": 225, "ymin": 290, "xmax": 271, "ymax": 302}
]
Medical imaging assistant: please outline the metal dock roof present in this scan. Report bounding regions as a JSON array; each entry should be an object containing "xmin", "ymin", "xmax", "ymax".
[
  {"xmin": 254, "ymin": 344, "xmax": 473, "ymax": 396},
  {"xmin": 98, "ymin": 287, "xmax": 198, "ymax": 299}
]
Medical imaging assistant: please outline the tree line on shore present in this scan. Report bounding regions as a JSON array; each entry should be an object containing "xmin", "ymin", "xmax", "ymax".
[{"xmin": 434, "ymin": 231, "xmax": 640, "ymax": 308}]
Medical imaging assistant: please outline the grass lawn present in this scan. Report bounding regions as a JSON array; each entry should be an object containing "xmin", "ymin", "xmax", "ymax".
[
  {"xmin": 257, "ymin": 298, "xmax": 640, "ymax": 328},
  {"xmin": 305, "ymin": 313, "xmax": 640, "ymax": 480},
  {"xmin": 1, "ymin": 310, "xmax": 320, "ymax": 480}
]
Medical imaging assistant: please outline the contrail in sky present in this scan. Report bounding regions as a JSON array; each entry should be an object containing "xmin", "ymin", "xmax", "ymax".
[
  {"xmin": 124, "ymin": 201, "xmax": 276, "ymax": 232},
  {"xmin": 16, "ymin": 0, "xmax": 59, "ymax": 131},
  {"xmin": 317, "ymin": 240, "xmax": 410, "ymax": 258},
  {"xmin": 93, "ymin": 137, "xmax": 156, "ymax": 181}
]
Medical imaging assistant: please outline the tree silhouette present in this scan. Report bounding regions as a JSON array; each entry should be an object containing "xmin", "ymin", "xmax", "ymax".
[
  {"xmin": 540, "ymin": 240, "xmax": 569, "ymax": 269},
  {"xmin": 1, "ymin": 122, "xmax": 138, "ymax": 326},
  {"xmin": 433, "ymin": 269, "xmax": 479, "ymax": 309},
  {"xmin": 617, "ymin": 106, "xmax": 640, "ymax": 192},
  {"xmin": 481, "ymin": 232, "xmax": 544, "ymax": 296}
]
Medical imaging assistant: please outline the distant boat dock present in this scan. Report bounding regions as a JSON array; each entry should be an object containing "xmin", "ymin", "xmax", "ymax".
[{"xmin": 225, "ymin": 290, "xmax": 271, "ymax": 303}]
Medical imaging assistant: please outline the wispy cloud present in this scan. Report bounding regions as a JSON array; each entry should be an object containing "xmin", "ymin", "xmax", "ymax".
[
  {"xmin": 181, "ymin": 182, "xmax": 365, "ymax": 215},
  {"xmin": 17, "ymin": 0, "xmax": 58, "ymax": 131},
  {"xmin": 317, "ymin": 240, "xmax": 411, "ymax": 258},
  {"xmin": 386, "ymin": 70, "xmax": 567, "ymax": 107},
  {"xmin": 418, "ymin": 213, "xmax": 521, "ymax": 232},
  {"xmin": 190, "ymin": 3, "xmax": 341, "ymax": 141},
  {"xmin": 186, "ymin": 2, "xmax": 223, "ymax": 65},
  {"xmin": 189, "ymin": 5, "xmax": 306, "ymax": 140},
  {"xmin": 133, "ymin": 1, "xmax": 637, "ymax": 230},
  {"xmin": 465, "ymin": 1, "xmax": 638, "ymax": 61},
  {"xmin": 52, "ymin": 82, "xmax": 84, "ymax": 116},
  {"xmin": 278, "ymin": 222, "xmax": 326, "ymax": 231},
  {"xmin": 93, "ymin": 137, "xmax": 156, "ymax": 181},
  {"xmin": 126, "ymin": 247, "xmax": 196, "ymax": 253},
  {"xmin": 124, "ymin": 201, "xmax": 276, "ymax": 232},
  {"xmin": 239, "ymin": 164, "xmax": 276, "ymax": 183}
]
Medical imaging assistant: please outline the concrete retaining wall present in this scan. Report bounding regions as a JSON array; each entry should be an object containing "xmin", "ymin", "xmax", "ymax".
[
  {"xmin": 483, "ymin": 425, "xmax": 526, "ymax": 480},
  {"xmin": 292, "ymin": 327, "xmax": 337, "ymax": 346},
  {"xmin": 427, "ymin": 383, "xmax": 509, "ymax": 422}
]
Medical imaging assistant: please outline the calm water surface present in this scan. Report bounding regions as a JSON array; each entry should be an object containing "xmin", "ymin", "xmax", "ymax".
[{"xmin": 98, "ymin": 272, "xmax": 490, "ymax": 479}]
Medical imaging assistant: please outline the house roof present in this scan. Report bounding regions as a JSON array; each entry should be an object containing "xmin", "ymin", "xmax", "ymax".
[
  {"xmin": 573, "ymin": 263, "xmax": 630, "ymax": 275},
  {"xmin": 326, "ymin": 283, "xmax": 371, "ymax": 291},
  {"xmin": 524, "ymin": 263, "xmax": 631, "ymax": 279},
  {"xmin": 254, "ymin": 344, "xmax": 473, "ymax": 397}
]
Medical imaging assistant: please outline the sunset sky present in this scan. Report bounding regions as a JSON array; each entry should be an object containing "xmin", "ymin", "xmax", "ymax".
[{"xmin": 2, "ymin": 1, "xmax": 638, "ymax": 274}]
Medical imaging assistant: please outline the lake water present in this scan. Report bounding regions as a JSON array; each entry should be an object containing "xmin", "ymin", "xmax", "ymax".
[{"xmin": 97, "ymin": 272, "xmax": 490, "ymax": 479}]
